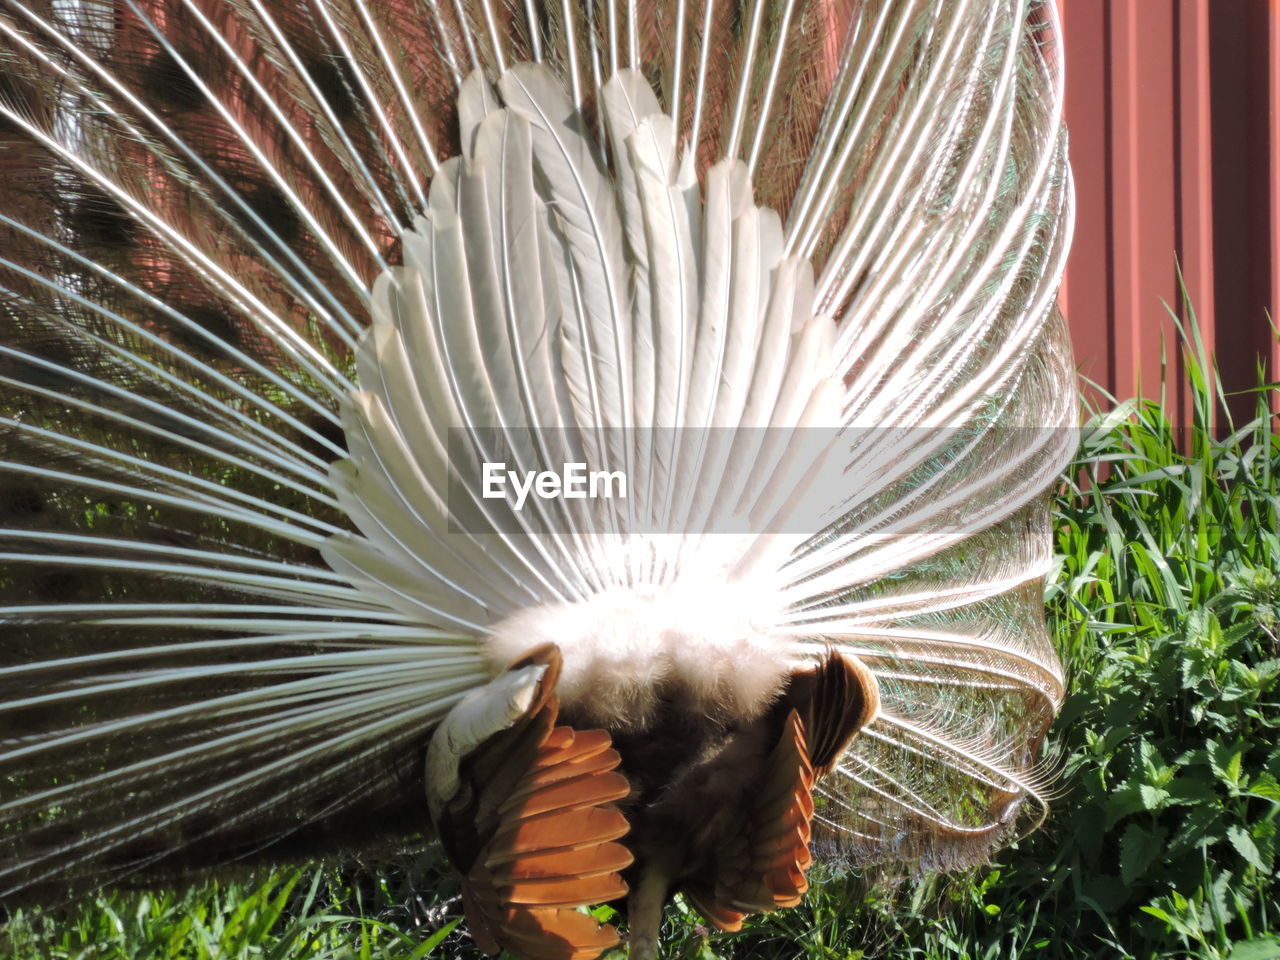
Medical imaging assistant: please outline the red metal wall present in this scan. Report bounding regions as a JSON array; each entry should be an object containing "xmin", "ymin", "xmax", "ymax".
[{"xmin": 1059, "ymin": 0, "xmax": 1279, "ymax": 424}]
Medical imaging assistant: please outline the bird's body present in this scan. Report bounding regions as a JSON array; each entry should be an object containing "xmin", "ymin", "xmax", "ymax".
[{"xmin": 0, "ymin": 1, "xmax": 1075, "ymax": 956}]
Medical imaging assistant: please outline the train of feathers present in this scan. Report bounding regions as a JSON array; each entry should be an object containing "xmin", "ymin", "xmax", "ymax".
[{"xmin": 0, "ymin": 0, "xmax": 1076, "ymax": 957}]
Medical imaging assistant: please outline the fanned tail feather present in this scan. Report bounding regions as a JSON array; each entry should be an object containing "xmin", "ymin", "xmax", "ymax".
[{"xmin": 1, "ymin": 0, "xmax": 1075, "ymax": 907}]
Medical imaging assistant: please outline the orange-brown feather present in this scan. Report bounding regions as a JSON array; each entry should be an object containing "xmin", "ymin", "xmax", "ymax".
[
  {"xmin": 671, "ymin": 651, "xmax": 875, "ymax": 931},
  {"xmin": 434, "ymin": 646, "xmax": 632, "ymax": 959}
]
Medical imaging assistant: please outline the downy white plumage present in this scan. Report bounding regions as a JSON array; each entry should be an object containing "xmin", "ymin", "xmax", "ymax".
[{"xmin": 0, "ymin": 0, "xmax": 1075, "ymax": 956}]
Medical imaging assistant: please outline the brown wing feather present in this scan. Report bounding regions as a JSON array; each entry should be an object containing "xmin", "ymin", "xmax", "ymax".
[
  {"xmin": 677, "ymin": 710, "xmax": 815, "ymax": 931},
  {"xmin": 785, "ymin": 650, "xmax": 880, "ymax": 777},
  {"xmin": 489, "ymin": 907, "xmax": 627, "ymax": 960},
  {"xmin": 434, "ymin": 644, "xmax": 633, "ymax": 959},
  {"xmin": 680, "ymin": 650, "xmax": 877, "ymax": 930},
  {"xmin": 492, "ymin": 842, "xmax": 634, "ymax": 883}
]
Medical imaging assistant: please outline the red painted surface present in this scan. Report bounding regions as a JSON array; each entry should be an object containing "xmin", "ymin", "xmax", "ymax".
[
  {"xmin": 1059, "ymin": 0, "xmax": 1279, "ymax": 425},
  {"xmin": 1178, "ymin": 0, "xmax": 1216, "ymax": 423}
]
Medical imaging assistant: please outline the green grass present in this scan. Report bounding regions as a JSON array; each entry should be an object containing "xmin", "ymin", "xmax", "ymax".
[{"xmin": 4, "ymin": 334, "xmax": 1278, "ymax": 960}]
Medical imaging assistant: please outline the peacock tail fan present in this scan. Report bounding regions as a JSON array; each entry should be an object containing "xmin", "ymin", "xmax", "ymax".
[{"xmin": 0, "ymin": 0, "xmax": 1076, "ymax": 930}]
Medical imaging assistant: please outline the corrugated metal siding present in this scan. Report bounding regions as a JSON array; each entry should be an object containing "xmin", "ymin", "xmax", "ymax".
[{"xmin": 1059, "ymin": 0, "xmax": 1279, "ymax": 423}]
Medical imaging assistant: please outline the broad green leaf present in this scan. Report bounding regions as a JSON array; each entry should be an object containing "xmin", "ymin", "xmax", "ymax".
[
  {"xmin": 1225, "ymin": 938, "xmax": 1280, "ymax": 960},
  {"xmin": 1120, "ymin": 824, "xmax": 1166, "ymax": 886},
  {"xmin": 1228, "ymin": 825, "xmax": 1269, "ymax": 873}
]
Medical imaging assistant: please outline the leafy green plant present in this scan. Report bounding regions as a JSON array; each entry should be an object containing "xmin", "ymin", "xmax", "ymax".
[{"xmin": 1009, "ymin": 323, "xmax": 1279, "ymax": 960}]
